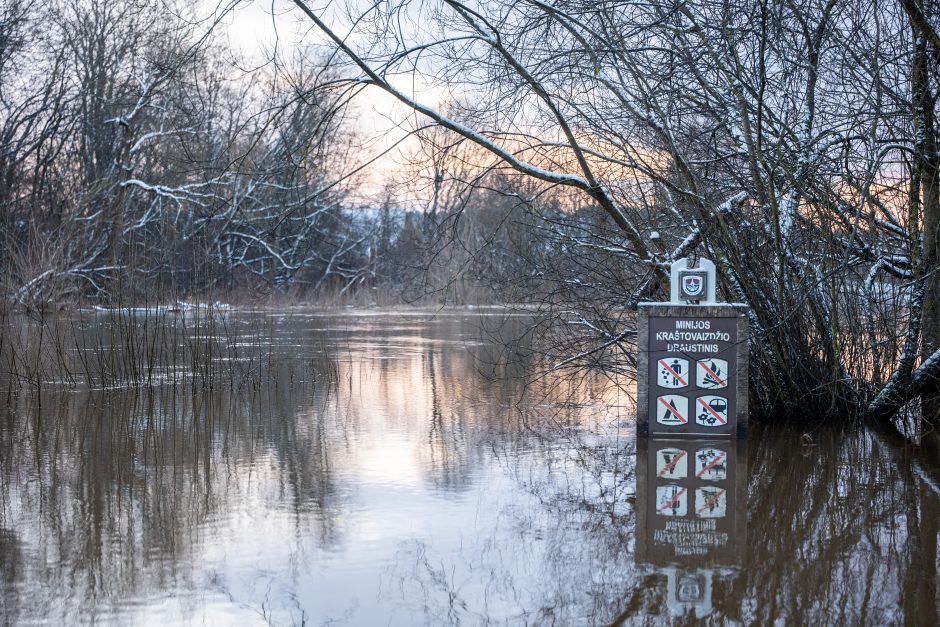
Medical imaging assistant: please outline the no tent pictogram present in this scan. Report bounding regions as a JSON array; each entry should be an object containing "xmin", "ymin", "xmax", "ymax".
[
  {"xmin": 695, "ymin": 447, "xmax": 727, "ymax": 481},
  {"xmin": 656, "ymin": 447, "xmax": 688, "ymax": 479},
  {"xmin": 696, "ymin": 358, "xmax": 728, "ymax": 389},
  {"xmin": 695, "ymin": 395, "xmax": 728, "ymax": 427},
  {"xmin": 657, "ymin": 395, "xmax": 689, "ymax": 426},
  {"xmin": 656, "ymin": 484, "xmax": 688, "ymax": 516},
  {"xmin": 657, "ymin": 357, "xmax": 689, "ymax": 388},
  {"xmin": 695, "ymin": 486, "xmax": 727, "ymax": 518}
]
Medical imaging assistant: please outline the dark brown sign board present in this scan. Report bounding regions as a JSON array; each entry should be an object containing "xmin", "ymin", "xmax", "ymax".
[
  {"xmin": 637, "ymin": 304, "xmax": 749, "ymax": 438},
  {"xmin": 635, "ymin": 437, "xmax": 747, "ymax": 568}
]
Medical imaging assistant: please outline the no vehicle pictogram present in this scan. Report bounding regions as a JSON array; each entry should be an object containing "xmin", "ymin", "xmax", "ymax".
[
  {"xmin": 695, "ymin": 486, "xmax": 726, "ymax": 518},
  {"xmin": 695, "ymin": 395, "xmax": 728, "ymax": 426}
]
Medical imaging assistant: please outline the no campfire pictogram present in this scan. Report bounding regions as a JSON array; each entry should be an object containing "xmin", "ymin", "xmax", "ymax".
[
  {"xmin": 657, "ymin": 357, "xmax": 689, "ymax": 388},
  {"xmin": 656, "ymin": 394, "xmax": 689, "ymax": 426},
  {"xmin": 695, "ymin": 395, "xmax": 729, "ymax": 426},
  {"xmin": 655, "ymin": 484, "xmax": 688, "ymax": 516},
  {"xmin": 695, "ymin": 486, "xmax": 727, "ymax": 518},
  {"xmin": 695, "ymin": 447, "xmax": 727, "ymax": 481},
  {"xmin": 656, "ymin": 447, "xmax": 688, "ymax": 479},
  {"xmin": 696, "ymin": 358, "xmax": 728, "ymax": 389}
]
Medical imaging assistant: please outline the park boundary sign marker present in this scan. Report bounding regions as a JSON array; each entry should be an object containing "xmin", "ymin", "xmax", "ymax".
[
  {"xmin": 637, "ymin": 258, "xmax": 749, "ymax": 438},
  {"xmin": 635, "ymin": 259, "xmax": 748, "ymax": 618}
]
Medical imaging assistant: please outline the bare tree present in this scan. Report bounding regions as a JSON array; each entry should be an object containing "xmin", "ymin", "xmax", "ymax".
[
  {"xmin": 0, "ymin": 1, "xmax": 374, "ymax": 304},
  {"xmin": 290, "ymin": 0, "xmax": 940, "ymax": 425}
]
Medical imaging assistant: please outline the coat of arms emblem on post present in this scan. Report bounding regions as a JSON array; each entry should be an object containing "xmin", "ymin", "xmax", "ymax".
[{"xmin": 678, "ymin": 270, "xmax": 708, "ymax": 302}]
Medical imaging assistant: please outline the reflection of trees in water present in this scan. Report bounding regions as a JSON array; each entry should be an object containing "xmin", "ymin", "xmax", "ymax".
[
  {"xmin": 389, "ymin": 449, "xmax": 644, "ymax": 624},
  {"xmin": 416, "ymin": 322, "xmax": 625, "ymax": 496},
  {"xmin": 391, "ymin": 409, "xmax": 940, "ymax": 624},
  {"xmin": 0, "ymin": 526, "xmax": 23, "ymax": 625},
  {"xmin": 738, "ymin": 426, "xmax": 940, "ymax": 625},
  {"xmin": 423, "ymin": 350, "xmax": 473, "ymax": 493},
  {"xmin": 389, "ymin": 371, "xmax": 641, "ymax": 624},
  {"xmin": 0, "ymin": 379, "xmax": 342, "ymax": 622},
  {"xmin": 0, "ymin": 311, "xmax": 556, "ymax": 622},
  {"xmin": 7, "ymin": 312, "xmax": 936, "ymax": 623}
]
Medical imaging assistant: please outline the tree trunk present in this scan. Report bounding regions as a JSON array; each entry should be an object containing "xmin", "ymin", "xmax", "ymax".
[{"xmin": 912, "ymin": 29, "xmax": 940, "ymax": 432}]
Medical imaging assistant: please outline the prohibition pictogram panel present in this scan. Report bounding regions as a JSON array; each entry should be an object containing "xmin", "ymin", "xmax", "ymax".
[
  {"xmin": 695, "ymin": 395, "xmax": 728, "ymax": 426},
  {"xmin": 696, "ymin": 358, "xmax": 728, "ymax": 389},
  {"xmin": 695, "ymin": 447, "xmax": 727, "ymax": 481},
  {"xmin": 655, "ymin": 484, "xmax": 688, "ymax": 516},
  {"xmin": 656, "ymin": 448, "xmax": 688, "ymax": 479},
  {"xmin": 695, "ymin": 486, "xmax": 727, "ymax": 518},
  {"xmin": 656, "ymin": 395, "xmax": 689, "ymax": 426},
  {"xmin": 657, "ymin": 357, "xmax": 689, "ymax": 389}
]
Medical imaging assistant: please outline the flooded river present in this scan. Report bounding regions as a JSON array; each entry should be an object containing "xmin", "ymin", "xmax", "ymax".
[{"xmin": 0, "ymin": 309, "xmax": 938, "ymax": 625}]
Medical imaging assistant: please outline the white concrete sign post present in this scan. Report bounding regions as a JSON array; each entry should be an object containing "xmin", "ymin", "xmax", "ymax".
[{"xmin": 637, "ymin": 258, "xmax": 749, "ymax": 438}]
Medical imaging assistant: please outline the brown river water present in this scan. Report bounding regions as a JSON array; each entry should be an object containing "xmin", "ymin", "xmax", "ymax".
[{"xmin": 0, "ymin": 308, "xmax": 938, "ymax": 625}]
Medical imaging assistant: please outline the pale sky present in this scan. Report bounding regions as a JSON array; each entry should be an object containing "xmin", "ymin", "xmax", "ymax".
[{"xmin": 223, "ymin": 0, "xmax": 442, "ymax": 205}]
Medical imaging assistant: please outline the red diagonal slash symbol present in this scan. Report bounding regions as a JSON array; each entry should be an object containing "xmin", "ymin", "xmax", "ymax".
[
  {"xmin": 699, "ymin": 360, "xmax": 726, "ymax": 387},
  {"xmin": 658, "ymin": 450, "xmax": 686, "ymax": 477},
  {"xmin": 658, "ymin": 397, "xmax": 687, "ymax": 423},
  {"xmin": 698, "ymin": 397, "xmax": 727, "ymax": 424},
  {"xmin": 658, "ymin": 359, "xmax": 687, "ymax": 386},
  {"xmin": 696, "ymin": 451, "xmax": 726, "ymax": 478},
  {"xmin": 697, "ymin": 489, "xmax": 725, "ymax": 514},
  {"xmin": 658, "ymin": 487, "xmax": 687, "ymax": 513}
]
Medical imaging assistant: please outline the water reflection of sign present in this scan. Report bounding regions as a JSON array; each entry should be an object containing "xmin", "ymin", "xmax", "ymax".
[
  {"xmin": 657, "ymin": 395, "xmax": 688, "ymax": 425},
  {"xmin": 676, "ymin": 570, "xmax": 707, "ymax": 601},
  {"xmin": 635, "ymin": 437, "xmax": 746, "ymax": 619},
  {"xmin": 696, "ymin": 358, "xmax": 728, "ymax": 389},
  {"xmin": 638, "ymin": 440, "xmax": 743, "ymax": 563},
  {"xmin": 656, "ymin": 485, "xmax": 688, "ymax": 516},
  {"xmin": 695, "ymin": 487, "xmax": 726, "ymax": 518},
  {"xmin": 656, "ymin": 448, "xmax": 687, "ymax": 479},
  {"xmin": 657, "ymin": 357, "xmax": 689, "ymax": 388},
  {"xmin": 695, "ymin": 447, "xmax": 727, "ymax": 481},
  {"xmin": 667, "ymin": 568, "xmax": 712, "ymax": 618},
  {"xmin": 695, "ymin": 396, "xmax": 728, "ymax": 426}
]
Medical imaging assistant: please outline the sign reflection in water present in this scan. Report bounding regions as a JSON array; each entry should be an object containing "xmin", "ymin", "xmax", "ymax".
[{"xmin": 635, "ymin": 437, "xmax": 747, "ymax": 618}]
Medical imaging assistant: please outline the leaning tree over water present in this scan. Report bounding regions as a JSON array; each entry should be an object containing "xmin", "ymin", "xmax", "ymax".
[{"xmin": 291, "ymin": 0, "xmax": 940, "ymax": 427}]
